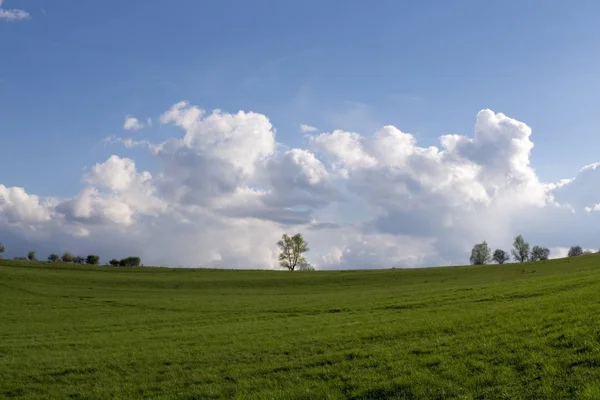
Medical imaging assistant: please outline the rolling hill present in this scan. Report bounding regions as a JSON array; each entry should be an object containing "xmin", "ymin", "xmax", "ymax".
[{"xmin": 2, "ymin": 256, "xmax": 600, "ymax": 399}]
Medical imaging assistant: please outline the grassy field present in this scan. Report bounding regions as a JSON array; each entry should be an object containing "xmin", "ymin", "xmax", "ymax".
[{"xmin": 2, "ymin": 257, "xmax": 600, "ymax": 399}]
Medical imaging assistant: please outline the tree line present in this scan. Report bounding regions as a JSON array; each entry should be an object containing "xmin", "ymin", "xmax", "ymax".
[
  {"xmin": 0, "ymin": 244, "xmax": 140, "ymax": 267},
  {"xmin": 470, "ymin": 235, "xmax": 594, "ymax": 265}
]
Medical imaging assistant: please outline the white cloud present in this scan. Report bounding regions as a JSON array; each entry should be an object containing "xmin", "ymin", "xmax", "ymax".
[
  {"xmin": 123, "ymin": 116, "xmax": 144, "ymax": 131},
  {"xmin": 103, "ymin": 135, "xmax": 153, "ymax": 149},
  {"xmin": 84, "ymin": 155, "xmax": 151, "ymax": 192},
  {"xmin": 2, "ymin": 103, "xmax": 600, "ymax": 268},
  {"xmin": 0, "ymin": 0, "xmax": 30, "ymax": 21},
  {"xmin": 300, "ymin": 124, "xmax": 317, "ymax": 133},
  {"xmin": 0, "ymin": 185, "xmax": 51, "ymax": 224},
  {"xmin": 159, "ymin": 101, "xmax": 275, "ymax": 178}
]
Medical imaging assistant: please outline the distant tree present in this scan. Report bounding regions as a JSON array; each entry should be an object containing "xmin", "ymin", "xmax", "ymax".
[
  {"xmin": 109, "ymin": 259, "xmax": 120, "ymax": 267},
  {"xmin": 470, "ymin": 241, "xmax": 491, "ymax": 265},
  {"xmin": 297, "ymin": 260, "xmax": 315, "ymax": 271},
  {"xmin": 119, "ymin": 257, "xmax": 141, "ymax": 267},
  {"xmin": 530, "ymin": 246, "xmax": 550, "ymax": 261},
  {"xmin": 0, "ymin": 243, "xmax": 5, "ymax": 258},
  {"xmin": 492, "ymin": 249, "xmax": 510, "ymax": 264},
  {"xmin": 27, "ymin": 251, "xmax": 36, "ymax": 261},
  {"xmin": 73, "ymin": 256, "xmax": 86, "ymax": 264},
  {"xmin": 568, "ymin": 246, "xmax": 583, "ymax": 257},
  {"xmin": 277, "ymin": 233, "xmax": 309, "ymax": 271},
  {"xmin": 62, "ymin": 252, "xmax": 73, "ymax": 263},
  {"xmin": 512, "ymin": 235, "xmax": 530, "ymax": 263},
  {"xmin": 86, "ymin": 255, "xmax": 100, "ymax": 265},
  {"xmin": 48, "ymin": 253, "xmax": 60, "ymax": 262}
]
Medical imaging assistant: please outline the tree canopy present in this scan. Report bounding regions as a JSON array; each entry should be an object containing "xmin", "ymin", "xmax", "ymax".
[
  {"xmin": 512, "ymin": 235, "xmax": 530, "ymax": 263},
  {"xmin": 568, "ymin": 246, "xmax": 583, "ymax": 257},
  {"xmin": 277, "ymin": 233, "xmax": 310, "ymax": 271},
  {"xmin": 492, "ymin": 249, "xmax": 510, "ymax": 264},
  {"xmin": 530, "ymin": 246, "xmax": 550, "ymax": 261},
  {"xmin": 470, "ymin": 241, "xmax": 491, "ymax": 265}
]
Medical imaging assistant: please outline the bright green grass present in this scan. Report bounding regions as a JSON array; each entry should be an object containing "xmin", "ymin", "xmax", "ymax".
[{"xmin": 2, "ymin": 256, "xmax": 600, "ymax": 399}]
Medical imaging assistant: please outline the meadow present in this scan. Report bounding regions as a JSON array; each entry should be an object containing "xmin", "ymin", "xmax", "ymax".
[{"xmin": 2, "ymin": 256, "xmax": 600, "ymax": 399}]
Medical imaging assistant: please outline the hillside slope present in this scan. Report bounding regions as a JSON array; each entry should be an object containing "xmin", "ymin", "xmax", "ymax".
[{"xmin": 2, "ymin": 257, "xmax": 600, "ymax": 399}]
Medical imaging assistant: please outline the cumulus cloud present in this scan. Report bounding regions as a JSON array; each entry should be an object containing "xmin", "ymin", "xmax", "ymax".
[
  {"xmin": 0, "ymin": 185, "xmax": 52, "ymax": 224},
  {"xmin": 300, "ymin": 124, "xmax": 317, "ymax": 133},
  {"xmin": 2, "ymin": 103, "xmax": 599, "ymax": 267},
  {"xmin": 123, "ymin": 116, "xmax": 144, "ymax": 131},
  {"xmin": 0, "ymin": 0, "xmax": 29, "ymax": 21}
]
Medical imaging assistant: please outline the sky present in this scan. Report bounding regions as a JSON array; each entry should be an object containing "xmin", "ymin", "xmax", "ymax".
[{"xmin": 2, "ymin": 0, "xmax": 600, "ymax": 268}]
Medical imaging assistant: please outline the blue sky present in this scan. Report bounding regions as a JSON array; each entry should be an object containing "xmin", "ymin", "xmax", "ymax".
[
  {"xmin": 2, "ymin": 1, "xmax": 600, "ymax": 267},
  {"xmin": 3, "ymin": 0, "xmax": 600, "ymax": 195}
]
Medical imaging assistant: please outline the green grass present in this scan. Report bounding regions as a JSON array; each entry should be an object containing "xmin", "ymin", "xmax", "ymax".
[{"xmin": 2, "ymin": 256, "xmax": 600, "ymax": 399}]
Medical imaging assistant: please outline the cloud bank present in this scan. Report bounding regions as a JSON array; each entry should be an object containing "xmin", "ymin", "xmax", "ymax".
[{"xmin": 1, "ymin": 103, "xmax": 598, "ymax": 268}]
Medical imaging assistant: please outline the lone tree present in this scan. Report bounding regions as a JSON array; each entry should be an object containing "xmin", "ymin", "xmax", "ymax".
[
  {"xmin": 512, "ymin": 235, "xmax": 530, "ymax": 263},
  {"xmin": 86, "ymin": 255, "xmax": 100, "ymax": 265},
  {"xmin": 277, "ymin": 233, "xmax": 310, "ymax": 271},
  {"xmin": 470, "ymin": 241, "xmax": 491, "ymax": 265},
  {"xmin": 28, "ymin": 251, "xmax": 36, "ymax": 261},
  {"xmin": 568, "ymin": 246, "xmax": 583, "ymax": 257},
  {"xmin": 0, "ymin": 243, "xmax": 4, "ymax": 258},
  {"xmin": 530, "ymin": 246, "xmax": 550, "ymax": 261},
  {"xmin": 492, "ymin": 249, "xmax": 510, "ymax": 264},
  {"xmin": 48, "ymin": 254, "xmax": 60, "ymax": 262}
]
